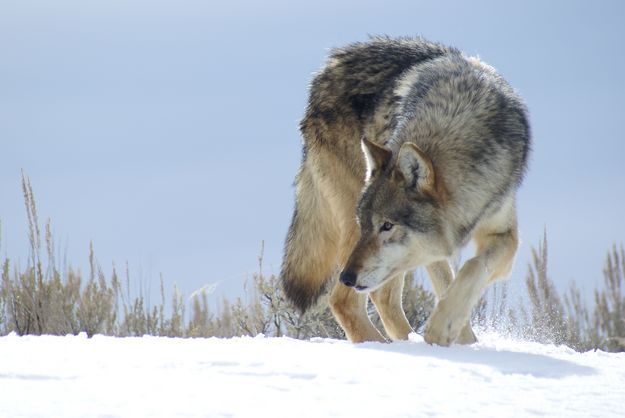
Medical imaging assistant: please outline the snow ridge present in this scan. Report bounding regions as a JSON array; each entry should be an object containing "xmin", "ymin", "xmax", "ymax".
[{"xmin": 0, "ymin": 333, "xmax": 623, "ymax": 417}]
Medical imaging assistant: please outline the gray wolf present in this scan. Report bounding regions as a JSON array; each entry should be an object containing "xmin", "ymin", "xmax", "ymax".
[{"xmin": 280, "ymin": 37, "xmax": 530, "ymax": 345}]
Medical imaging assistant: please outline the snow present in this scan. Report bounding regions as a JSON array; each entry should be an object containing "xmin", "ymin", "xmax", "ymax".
[{"xmin": 0, "ymin": 333, "xmax": 623, "ymax": 417}]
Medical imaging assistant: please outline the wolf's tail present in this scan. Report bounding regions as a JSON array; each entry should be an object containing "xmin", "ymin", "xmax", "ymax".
[{"xmin": 280, "ymin": 164, "xmax": 340, "ymax": 313}]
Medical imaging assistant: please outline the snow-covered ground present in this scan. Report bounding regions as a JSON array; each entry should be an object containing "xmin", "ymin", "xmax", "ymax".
[{"xmin": 0, "ymin": 333, "xmax": 623, "ymax": 417}]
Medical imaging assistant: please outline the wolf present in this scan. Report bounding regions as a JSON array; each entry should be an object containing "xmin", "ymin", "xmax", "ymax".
[{"xmin": 280, "ymin": 37, "xmax": 530, "ymax": 346}]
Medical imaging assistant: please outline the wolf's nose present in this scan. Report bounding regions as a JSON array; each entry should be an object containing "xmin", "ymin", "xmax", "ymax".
[{"xmin": 340, "ymin": 270, "xmax": 357, "ymax": 287}]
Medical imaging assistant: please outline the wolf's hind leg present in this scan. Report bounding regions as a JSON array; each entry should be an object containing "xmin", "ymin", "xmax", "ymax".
[
  {"xmin": 370, "ymin": 274, "xmax": 413, "ymax": 341},
  {"xmin": 426, "ymin": 261, "xmax": 477, "ymax": 344},
  {"xmin": 330, "ymin": 282, "xmax": 385, "ymax": 343}
]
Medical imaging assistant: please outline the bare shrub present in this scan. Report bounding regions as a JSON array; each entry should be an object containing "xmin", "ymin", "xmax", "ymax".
[{"xmin": 522, "ymin": 231, "xmax": 569, "ymax": 345}]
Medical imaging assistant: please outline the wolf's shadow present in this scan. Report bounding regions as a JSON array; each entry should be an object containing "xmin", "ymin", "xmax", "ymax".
[{"xmin": 355, "ymin": 336, "xmax": 596, "ymax": 379}]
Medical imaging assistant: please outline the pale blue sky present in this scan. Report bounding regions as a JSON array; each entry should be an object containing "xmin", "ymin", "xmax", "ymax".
[{"xmin": 1, "ymin": 0, "xmax": 624, "ymax": 306}]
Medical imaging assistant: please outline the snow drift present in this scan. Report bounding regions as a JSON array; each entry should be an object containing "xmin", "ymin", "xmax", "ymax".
[{"xmin": 0, "ymin": 333, "xmax": 623, "ymax": 417}]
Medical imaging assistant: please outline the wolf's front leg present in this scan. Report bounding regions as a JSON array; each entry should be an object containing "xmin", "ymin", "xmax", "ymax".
[
  {"xmin": 426, "ymin": 261, "xmax": 477, "ymax": 344},
  {"xmin": 424, "ymin": 257, "xmax": 488, "ymax": 346},
  {"xmin": 424, "ymin": 225, "xmax": 518, "ymax": 346},
  {"xmin": 330, "ymin": 281, "xmax": 386, "ymax": 343},
  {"xmin": 370, "ymin": 274, "xmax": 413, "ymax": 341}
]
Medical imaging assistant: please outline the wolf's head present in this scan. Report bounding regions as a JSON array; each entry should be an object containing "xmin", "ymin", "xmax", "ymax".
[{"xmin": 340, "ymin": 138, "xmax": 450, "ymax": 292}]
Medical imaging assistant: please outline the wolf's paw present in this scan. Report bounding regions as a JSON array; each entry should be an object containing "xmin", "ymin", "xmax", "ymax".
[
  {"xmin": 423, "ymin": 302, "xmax": 467, "ymax": 347},
  {"xmin": 456, "ymin": 323, "xmax": 478, "ymax": 345}
]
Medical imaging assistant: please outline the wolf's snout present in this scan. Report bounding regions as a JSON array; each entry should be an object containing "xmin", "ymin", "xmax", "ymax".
[{"xmin": 339, "ymin": 270, "xmax": 357, "ymax": 287}]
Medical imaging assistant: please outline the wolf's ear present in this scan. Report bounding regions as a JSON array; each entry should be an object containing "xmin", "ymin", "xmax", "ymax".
[
  {"xmin": 361, "ymin": 137, "xmax": 392, "ymax": 181},
  {"xmin": 396, "ymin": 142, "xmax": 436, "ymax": 193}
]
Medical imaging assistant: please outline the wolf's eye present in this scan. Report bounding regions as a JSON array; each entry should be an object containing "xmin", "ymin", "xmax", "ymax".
[{"xmin": 380, "ymin": 221, "xmax": 394, "ymax": 232}]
